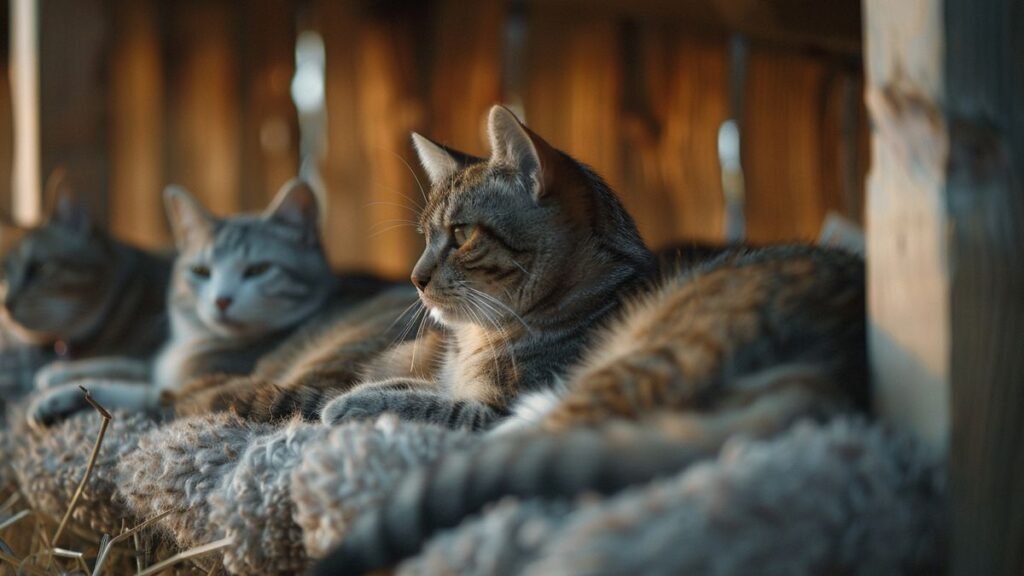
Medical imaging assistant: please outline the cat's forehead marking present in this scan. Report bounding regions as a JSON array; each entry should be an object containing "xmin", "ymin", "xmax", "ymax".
[{"xmin": 426, "ymin": 164, "xmax": 528, "ymax": 228}]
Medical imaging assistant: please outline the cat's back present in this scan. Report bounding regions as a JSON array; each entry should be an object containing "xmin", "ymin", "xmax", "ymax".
[{"xmin": 577, "ymin": 245, "xmax": 867, "ymax": 405}]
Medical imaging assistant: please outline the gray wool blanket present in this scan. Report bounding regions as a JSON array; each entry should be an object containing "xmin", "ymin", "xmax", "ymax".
[
  {"xmin": 8, "ymin": 408, "xmax": 945, "ymax": 576},
  {"xmin": 117, "ymin": 413, "xmax": 475, "ymax": 574},
  {"xmin": 401, "ymin": 418, "xmax": 946, "ymax": 576}
]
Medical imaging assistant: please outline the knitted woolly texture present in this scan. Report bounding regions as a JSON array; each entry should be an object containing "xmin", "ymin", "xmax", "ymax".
[
  {"xmin": 399, "ymin": 418, "xmax": 945, "ymax": 576},
  {"xmin": 14, "ymin": 410, "xmax": 158, "ymax": 535},
  {"xmin": 0, "ymin": 428, "xmax": 14, "ymax": 494},
  {"xmin": 291, "ymin": 415, "xmax": 478, "ymax": 559},
  {"xmin": 208, "ymin": 419, "xmax": 328, "ymax": 575},
  {"xmin": 398, "ymin": 500, "xmax": 572, "ymax": 576},
  {"xmin": 116, "ymin": 412, "xmax": 276, "ymax": 549}
]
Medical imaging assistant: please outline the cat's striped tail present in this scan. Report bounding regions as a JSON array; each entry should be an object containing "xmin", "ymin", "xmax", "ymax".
[{"xmin": 311, "ymin": 383, "xmax": 832, "ymax": 574}]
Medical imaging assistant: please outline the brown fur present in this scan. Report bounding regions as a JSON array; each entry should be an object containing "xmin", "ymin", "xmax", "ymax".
[
  {"xmin": 543, "ymin": 245, "xmax": 868, "ymax": 430},
  {"xmin": 171, "ymin": 286, "xmax": 442, "ymax": 422}
]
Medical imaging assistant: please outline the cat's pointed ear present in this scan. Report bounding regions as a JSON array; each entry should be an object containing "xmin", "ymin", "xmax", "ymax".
[
  {"xmin": 263, "ymin": 179, "xmax": 321, "ymax": 244},
  {"xmin": 164, "ymin": 185, "xmax": 214, "ymax": 249},
  {"xmin": 46, "ymin": 168, "xmax": 91, "ymax": 235},
  {"xmin": 487, "ymin": 105, "xmax": 555, "ymax": 201},
  {"xmin": 411, "ymin": 133, "xmax": 478, "ymax": 187}
]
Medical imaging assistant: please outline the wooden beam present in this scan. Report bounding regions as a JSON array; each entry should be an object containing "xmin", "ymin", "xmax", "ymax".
[
  {"xmin": 9, "ymin": 0, "xmax": 37, "ymax": 224},
  {"xmin": 239, "ymin": 0, "xmax": 299, "ymax": 209},
  {"xmin": 38, "ymin": 0, "xmax": 108, "ymax": 225},
  {"xmin": 864, "ymin": 0, "xmax": 949, "ymax": 449},
  {"xmin": 109, "ymin": 0, "xmax": 166, "ymax": 248},
  {"xmin": 527, "ymin": 0, "xmax": 862, "ymax": 57},
  {"xmin": 165, "ymin": 0, "xmax": 242, "ymax": 216},
  {"xmin": 943, "ymin": 1, "xmax": 1024, "ymax": 573},
  {"xmin": 864, "ymin": 0, "xmax": 1024, "ymax": 573}
]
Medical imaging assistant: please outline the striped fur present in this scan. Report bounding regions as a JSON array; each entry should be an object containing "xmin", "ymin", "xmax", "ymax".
[
  {"xmin": 1, "ymin": 181, "xmax": 171, "ymax": 359},
  {"xmin": 319, "ymin": 105, "xmax": 655, "ymax": 430},
  {"xmin": 316, "ymin": 246, "xmax": 869, "ymax": 572}
]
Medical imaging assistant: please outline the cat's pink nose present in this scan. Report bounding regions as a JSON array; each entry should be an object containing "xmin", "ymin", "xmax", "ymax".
[
  {"xmin": 215, "ymin": 296, "xmax": 233, "ymax": 312},
  {"xmin": 411, "ymin": 272, "xmax": 431, "ymax": 291}
]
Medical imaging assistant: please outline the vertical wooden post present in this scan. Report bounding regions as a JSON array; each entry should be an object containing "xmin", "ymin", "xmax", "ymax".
[
  {"xmin": 943, "ymin": 1, "xmax": 1024, "ymax": 573},
  {"xmin": 10, "ymin": 0, "xmax": 39, "ymax": 225},
  {"xmin": 863, "ymin": 0, "xmax": 950, "ymax": 449},
  {"xmin": 165, "ymin": 0, "xmax": 242, "ymax": 216},
  {"xmin": 109, "ymin": 0, "xmax": 166, "ymax": 248},
  {"xmin": 38, "ymin": 0, "xmax": 108, "ymax": 225},
  {"xmin": 864, "ymin": 0, "xmax": 1024, "ymax": 573}
]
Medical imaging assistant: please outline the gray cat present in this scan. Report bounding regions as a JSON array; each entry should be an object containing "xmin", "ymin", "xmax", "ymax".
[
  {"xmin": 0, "ymin": 181, "xmax": 171, "ymax": 408},
  {"xmin": 26, "ymin": 179, "xmax": 351, "ymax": 426},
  {"xmin": 320, "ymin": 105, "xmax": 656, "ymax": 430}
]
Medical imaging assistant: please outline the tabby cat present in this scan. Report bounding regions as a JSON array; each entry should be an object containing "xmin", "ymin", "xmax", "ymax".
[
  {"xmin": 315, "ymin": 202, "xmax": 868, "ymax": 570},
  {"xmin": 1, "ymin": 178, "xmax": 171, "ymax": 393},
  {"xmin": 318, "ymin": 105, "xmax": 655, "ymax": 431}
]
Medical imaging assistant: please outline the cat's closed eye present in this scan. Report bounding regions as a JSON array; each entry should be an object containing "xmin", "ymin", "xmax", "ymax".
[
  {"xmin": 451, "ymin": 224, "xmax": 475, "ymax": 247},
  {"xmin": 189, "ymin": 264, "xmax": 211, "ymax": 279},
  {"xmin": 243, "ymin": 262, "xmax": 272, "ymax": 278}
]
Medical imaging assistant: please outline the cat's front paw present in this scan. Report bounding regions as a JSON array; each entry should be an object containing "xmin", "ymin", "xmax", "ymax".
[
  {"xmin": 321, "ymin": 391, "xmax": 391, "ymax": 425},
  {"xmin": 34, "ymin": 361, "xmax": 76, "ymax": 390},
  {"xmin": 27, "ymin": 384, "xmax": 89, "ymax": 430}
]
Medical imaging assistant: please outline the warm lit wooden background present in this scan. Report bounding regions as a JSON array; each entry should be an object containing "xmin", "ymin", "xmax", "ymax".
[{"xmin": 0, "ymin": 0, "xmax": 867, "ymax": 279}]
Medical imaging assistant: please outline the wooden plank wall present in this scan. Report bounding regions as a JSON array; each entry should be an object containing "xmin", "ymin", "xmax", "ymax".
[{"xmin": 13, "ymin": 0, "xmax": 867, "ymax": 276}]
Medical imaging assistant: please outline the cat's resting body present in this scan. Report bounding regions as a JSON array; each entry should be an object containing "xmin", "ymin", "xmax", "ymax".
[
  {"xmin": 321, "ymin": 105, "xmax": 656, "ymax": 430},
  {"xmin": 314, "ymin": 109, "xmax": 870, "ymax": 571},
  {"xmin": 0, "ymin": 181, "xmax": 171, "ymax": 409},
  {"xmin": 27, "ymin": 179, "xmax": 409, "ymax": 426}
]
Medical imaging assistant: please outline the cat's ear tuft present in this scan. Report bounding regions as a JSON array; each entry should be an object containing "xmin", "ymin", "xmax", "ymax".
[
  {"xmin": 487, "ymin": 105, "xmax": 553, "ymax": 200},
  {"xmin": 264, "ymin": 179, "xmax": 321, "ymax": 243},
  {"xmin": 164, "ymin": 185, "xmax": 214, "ymax": 249},
  {"xmin": 411, "ymin": 133, "xmax": 476, "ymax": 187},
  {"xmin": 46, "ymin": 168, "xmax": 91, "ymax": 235}
]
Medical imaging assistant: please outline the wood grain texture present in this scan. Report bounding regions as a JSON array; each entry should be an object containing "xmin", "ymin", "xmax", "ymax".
[
  {"xmin": 743, "ymin": 46, "xmax": 831, "ymax": 243},
  {"xmin": 39, "ymin": 0, "xmax": 108, "ymax": 225},
  {"xmin": 109, "ymin": 0, "xmax": 167, "ymax": 248},
  {"xmin": 314, "ymin": 0, "xmax": 372, "ymax": 270},
  {"xmin": 428, "ymin": 0, "xmax": 506, "ymax": 156},
  {"xmin": 943, "ymin": 1, "xmax": 1024, "ymax": 573},
  {"xmin": 165, "ymin": 0, "xmax": 242, "ymax": 217},
  {"xmin": 863, "ymin": 0, "xmax": 950, "ymax": 449},
  {"xmin": 622, "ymin": 26, "xmax": 729, "ymax": 246},
  {"xmin": 239, "ymin": 0, "xmax": 299, "ymax": 209}
]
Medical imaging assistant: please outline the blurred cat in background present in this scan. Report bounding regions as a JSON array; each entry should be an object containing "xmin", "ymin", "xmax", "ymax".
[{"xmin": 0, "ymin": 172, "xmax": 171, "ymax": 416}]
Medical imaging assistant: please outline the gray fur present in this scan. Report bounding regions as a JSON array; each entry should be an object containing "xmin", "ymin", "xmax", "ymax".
[
  {"xmin": 395, "ymin": 418, "xmax": 944, "ymax": 576},
  {"xmin": 322, "ymin": 105, "xmax": 655, "ymax": 429},
  {"xmin": 0, "ymin": 185, "xmax": 171, "ymax": 359},
  {"xmin": 26, "ymin": 179, "xmax": 336, "ymax": 427}
]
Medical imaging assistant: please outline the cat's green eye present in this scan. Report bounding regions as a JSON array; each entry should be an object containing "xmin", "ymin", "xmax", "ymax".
[
  {"xmin": 243, "ymin": 262, "xmax": 272, "ymax": 278},
  {"xmin": 452, "ymin": 225, "xmax": 475, "ymax": 247},
  {"xmin": 190, "ymin": 264, "xmax": 211, "ymax": 278}
]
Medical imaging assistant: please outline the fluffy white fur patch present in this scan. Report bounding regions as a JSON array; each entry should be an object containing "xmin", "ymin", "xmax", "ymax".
[{"xmin": 488, "ymin": 381, "xmax": 568, "ymax": 437}]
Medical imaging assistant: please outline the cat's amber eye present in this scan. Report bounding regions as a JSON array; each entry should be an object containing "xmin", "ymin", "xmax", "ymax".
[
  {"xmin": 243, "ymin": 262, "xmax": 272, "ymax": 278},
  {"xmin": 452, "ymin": 224, "xmax": 475, "ymax": 247},
  {"xmin": 190, "ymin": 264, "xmax": 211, "ymax": 278}
]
